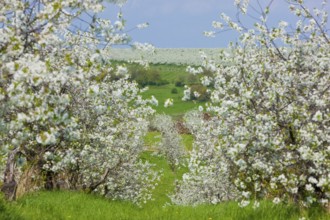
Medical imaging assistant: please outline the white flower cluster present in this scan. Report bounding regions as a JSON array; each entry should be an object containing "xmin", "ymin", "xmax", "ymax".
[
  {"xmin": 182, "ymin": 86, "xmax": 191, "ymax": 101},
  {"xmin": 186, "ymin": 66, "xmax": 203, "ymax": 75},
  {"xmin": 164, "ymin": 98, "xmax": 174, "ymax": 108},
  {"xmin": 0, "ymin": 0, "xmax": 159, "ymax": 203},
  {"xmin": 204, "ymin": 31, "xmax": 216, "ymax": 38},
  {"xmin": 136, "ymin": 22, "xmax": 149, "ymax": 30},
  {"xmin": 171, "ymin": 111, "xmax": 238, "ymax": 205},
  {"xmin": 173, "ymin": 1, "xmax": 330, "ymax": 208},
  {"xmin": 234, "ymin": 0, "xmax": 250, "ymax": 14},
  {"xmin": 132, "ymin": 42, "xmax": 155, "ymax": 53}
]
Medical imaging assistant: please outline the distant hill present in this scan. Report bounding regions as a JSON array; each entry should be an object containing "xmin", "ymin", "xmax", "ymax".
[{"xmin": 110, "ymin": 48, "xmax": 227, "ymax": 65}]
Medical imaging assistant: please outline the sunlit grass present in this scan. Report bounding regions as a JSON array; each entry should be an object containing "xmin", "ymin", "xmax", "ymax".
[
  {"xmin": 144, "ymin": 131, "xmax": 162, "ymax": 151},
  {"xmin": 6, "ymin": 191, "xmax": 312, "ymax": 220},
  {"xmin": 142, "ymin": 85, "xmax": 203, "ymax": 117}
]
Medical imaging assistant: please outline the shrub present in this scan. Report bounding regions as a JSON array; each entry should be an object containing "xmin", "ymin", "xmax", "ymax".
[
  {"xmin": 186, "ymin": 74, "xmax": 199, "ymax": 85},
  {"xmin": 130, "ymin": 67, "xmax": 169, "ymax": 87},
  {"xmin": 171, "ymin": 88, "xmax": 178, "ymax": 94},
  {"xmin": 190, "ymin": 84, "xmax": 210, "ymax": 102},
  {"xmin": 175, "ymin": 76, "xmax": 186, "ymax": 87},
  {"xmin": 175, "ymin": 81, "xmax": 184, "ymax": 87}
]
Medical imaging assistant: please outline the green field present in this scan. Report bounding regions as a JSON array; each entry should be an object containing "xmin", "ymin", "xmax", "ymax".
[
  {"xmin": 142, "ymin": 85, "xmax": 202, "ymax": 117},
  {"xmin": 147, "ymin": 63, "xmax": 189, "ymax": 83},
  {"xmin": 113, "ymin": 61, "xmax": 205, "ymax": 116},
  {"xmin": 4, "ymin": 191, "xmax": 327, "ymax": 220},
  {"xmin": 1, "ymin": 152, "xmax": 329, "ymax": 220},
  {"xmin": 125, "ymin": 62, "xmax": 206, "ymax": 117}
]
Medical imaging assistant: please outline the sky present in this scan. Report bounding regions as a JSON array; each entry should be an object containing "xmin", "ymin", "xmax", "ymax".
[{"xmin": 104, "ymin": 0, "xmax": 329, "ymax": 48}]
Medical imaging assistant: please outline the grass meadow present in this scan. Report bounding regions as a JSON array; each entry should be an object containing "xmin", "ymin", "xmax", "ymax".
[
  {"xmin": 141, "ymin": 85, "xmax": 201, "ymax": 117},
  {"xmin": 136, "ymin": 63, "xmax": 206, "ymax": 117}
]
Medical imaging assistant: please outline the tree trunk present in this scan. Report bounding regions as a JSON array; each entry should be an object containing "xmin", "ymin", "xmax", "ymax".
[
  {"xmin": 44, "ymin": 171, "xmax": 54, "ymax": 190},
  {"xmin": 88, "ymin": 168, "xmax": 110, "ymax": 193},
  {"xmin": 1, "ymin": 148, "xmax": 19, "ymax": 201}
]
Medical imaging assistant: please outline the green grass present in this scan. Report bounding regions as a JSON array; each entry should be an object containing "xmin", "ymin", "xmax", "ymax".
[
  {"xmin": 142, "ymin": 84, "xmax": 203, "ymax": 117},
  {"xmin": 148, "ymin": 63, "xmax": 188, "ymax": 83},
  {"xmin": 140, "ymin": 152, "xmax": 186, "ymax": 206},
  {"xmin": 181, "ymin": 134, "xmax": 194, "ymax": 151},
  {"xmin": 8, "ymin": 192, "xmax": 329, "ymax": 220},
  {"xmin": 144, "ymin": 131, "xmax": 162, "ymax": 150}
]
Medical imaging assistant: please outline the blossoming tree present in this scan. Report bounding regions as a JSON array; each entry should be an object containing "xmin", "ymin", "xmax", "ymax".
[
  {"xmin": 175, "ymin": 0, "xmax": 330, "ymax": 208},
  {"xmin": 0, "ymin": 0, "xmax": 158, "ymax": 203},
  {"xmin": 150, "ymin": 114, "xmax": 185, "ymax": 171}
]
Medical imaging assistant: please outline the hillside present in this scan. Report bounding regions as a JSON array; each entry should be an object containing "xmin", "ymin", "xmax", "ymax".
[{"xmin": 110, "ymin": 48, "xmax": 227, "ymax": 65}]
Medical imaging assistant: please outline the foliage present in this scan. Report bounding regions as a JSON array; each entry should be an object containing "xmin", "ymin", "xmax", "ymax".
[
  {"xmin": 175, "ymin": 77, "xmax": 185, "ymax": 87},
  {"xmin": 0, "ymin": 0, "xmax": 159, "ymax": 204},
  {"xmin": 129, "ymin": 66, "xmax": 169, "ymax": 87},
  {"xmin": 145, "ymin": 63, "xmax": 188, "ymax": 84},
  {"xmin": 189, "ymin": 84, "xmax": 210, "ymax": 102},
  {"xmin": 186, "ymin": 74, "xmax": 199, "ymax": 85},
  {"xmin": 176, "ymin": 0, "xmax": 330, "ymax": 208},
  {"xmin": 171, "ymin": 88, "xmax": 178, "ymax": 94}
]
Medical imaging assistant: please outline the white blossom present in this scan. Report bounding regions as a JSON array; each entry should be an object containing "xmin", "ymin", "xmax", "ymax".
[
  {"xmin": 137, "ymin": 22, "xmax": 149, "ymax": 29},
  {"xmin": 182, "ymin": 86, "xmax": 191, "ymax": 101},
  {"xmin": 172, "ymin": 0, "xmax": 330, "ymax": 208},
  {"xmin": 0, "ymin": 0, "xmax": 159, "ymax": 204},
  {"xmin": 164, "ymin": 98, "xmax": 174, "ymax": 108},
  {"xmin": 273, "ymin": 197, "xmax": 281, "ymax": 204},
  {"xmin": 204, "ymin": 31, "xmax": 216, "ymax": 38}
]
